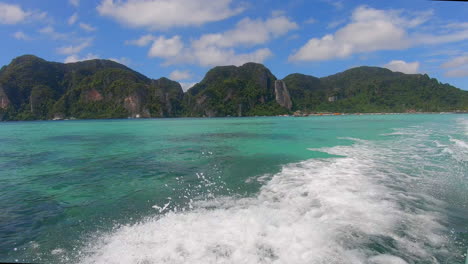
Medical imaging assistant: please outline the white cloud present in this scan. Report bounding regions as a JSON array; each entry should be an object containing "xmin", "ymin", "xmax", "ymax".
[
  {"xmin": 383, "ymin": 60, "xmax": 420, "ymax": 74},
  {"xmin": 126, "ymin": 34, "xmax": 156, "ymax": 46},
  {"xmin": 69, "ymin": 0, "xmax": 80, "ymax": 7},
  {"xmin": 190, "ymin": 46, "xmax": 272, "ymax": 67},
  {"xmin": 148, "ymin": 36, "xmax": 184, "ymax": 58},
  {"xmin": 445, "ymin": 68, "xmax": 468, "ymax": 78},
  {"xmin": 0, "ymin": 2, "xmax": 47, "ymax": 24},
  {"xmin": 145, "ymin": 14, "xmax": 294, "ymax": 66},
  {"xmin": 444, "ymin": 22, "xmax": 468, "ymax": 29},
  {"xmin": 169, "ymin": 70, "xmax": 192, "ymax": 81},
  {"xmin": 39, "ymin": 26, "xmax": 68, "ymax": 40},
  {"xmin": 68, "ymin": 13, "xmax": 78, "ymax": 25},
  {"xmin": 148, "ymin": 38, "xmax": 273, "ymax": 66},
  {"xmin": 79, "ymin": 23, "xmax": 97, "ymax": 32},
  {"xmin": 0, "ymin": 2, "xmax": 29, "ymax": 24},
  {"xmin": 180, "ymin": 82, "xmax": 197, "ymax": 91},
  {"xmin": 97, "ymin": 0, "xmax": 244, "ymax": 30},
  {"xmin": 441, "ymin": 54, "xmax": 468, "ymax": 77},
  {"xmin": 147, "ymin": 36, "xmax": 274, "ymax": 67},
  {"xmin": 64, "ymin": 53, "xmax": 99, "ymax": 63},
  {"xmin": 57, "ymin": 40, "xmax": 92, "ymax": 55},
  {"xmin": 413, "ymin": 30, "xmax": 468, "ymax": 46},
  {"xmin": 289, "ymin": 6, "xmax": 465, "ymax": 62},
  {"xmin": 109, "ymin": 57, "xmax": 131, "ymax": 66},
  {"xmin": 13, "ymin": 31, "xmax": 30, "ymax": 40},
  {"xmin": 442, "ymin": 55, "xmax": 468, "ymax": 69},
  {"xmin": 290, "ymin": 6, "xmax": 414, "ymax": 62},
  {"xmin": 192, "ymin": 15, "xmax": 298, "ymax": 49},
  {"xmin": 327, "ymin": 19, "xmax": 346, "ymax": 29}
]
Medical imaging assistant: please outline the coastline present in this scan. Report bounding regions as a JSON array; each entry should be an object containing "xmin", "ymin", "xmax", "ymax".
[{"xmin": 0, "ymin": 111, "xmax": 466, "ymax": 122}]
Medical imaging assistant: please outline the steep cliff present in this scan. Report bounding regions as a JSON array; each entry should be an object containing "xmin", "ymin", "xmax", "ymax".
[
  {"xmin": 274, "ymin": 80, "xmax": 292, "ymax": 110},
  {"xmin": 183, "ymin": 63, "xmax": 288, "ymax": 117},
  {"xmin": 1, "ymin": 55, "xmax": 467, "ymax": 121},
  {"xmin": 0, "ymin": 55, "xmax": 184, "ymax": 120}
]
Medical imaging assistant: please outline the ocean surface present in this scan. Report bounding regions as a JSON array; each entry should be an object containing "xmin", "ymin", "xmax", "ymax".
[{"xmin": 0, "ymin": 114, "xmax": 467, "ymax": 264}]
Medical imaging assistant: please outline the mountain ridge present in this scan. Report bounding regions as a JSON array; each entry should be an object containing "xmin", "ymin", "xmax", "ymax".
[{"xmin": 0, "ymin": 55, "xmax": 467, "ymax": 121}]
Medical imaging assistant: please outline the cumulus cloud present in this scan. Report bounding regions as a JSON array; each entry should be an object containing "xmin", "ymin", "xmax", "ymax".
[
  {"xmin": 289, "ymin": 6, "xmax": 466, "ymax": 62},
  {"xmin": 441, "ymin": 54, "xmax": 468, "ymax": 77},
  {"xmin": 169, "ymin": 70, "xmax": 192, "ymax": 81},
  {"xmin": 126, "ymin": 34, "xmax": 156, "ymax": 46},
  {"xmin": 150, "ymin": 36, "xmax": 273, "ymax": 66},
  {"xmin": 0, "ymin": 2, "xmax": 45, "ymax": 24},
  {"xmin": 97, "ymin": 0, "xmax": 244, "ymax": 30},
  {"xmin": 68, "ymin": 13, "xmax": 78, "ymax": 25},
  {"xmin": 145, "ymin": 14, "xmax": 295, "ymax": 66},
  {"xmin": 64, "ymin": 53, "xmax": 99, "ymax": 63},
  {"xmin": 192, "ymin": 15, "xmax": 298, "ymax": 49},
  {"xmin": 79, "ymin": 23, "xmax": 97, "ymax": 32},
  {"xmin": 57, "ymin": 40, "xmax": 92, "ymax": 55},
  {"xmin": 13, "ymin": 31, "xmax": 30, "ymax": 40},
  {"xmin": 383, "ymin": 60, "xmax": 420, "ymax": 74},
  {"xmin": 148, "ymin": 36, "xmax": 184, "ymax": 58},
  {"xmin": 290, "ymin": 6, "xmax": 416, "ymax": 62},
  {"xmin": 189, "ymin": 47, "xmax": 272, "ymax": 67},
  {"xmin": 0, "ymin": 2, "xmax": 28, "ymax": 24}
]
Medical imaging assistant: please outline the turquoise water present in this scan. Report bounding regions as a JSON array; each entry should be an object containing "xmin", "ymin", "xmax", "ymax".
[{"xmin": 0, "ymin": 114, "xmax": 467, "ymax": 263}]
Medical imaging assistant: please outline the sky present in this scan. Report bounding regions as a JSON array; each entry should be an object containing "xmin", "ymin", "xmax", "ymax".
[{"xmin": 0, "ymin": 0, "xmax": 467, "ymax": 91}]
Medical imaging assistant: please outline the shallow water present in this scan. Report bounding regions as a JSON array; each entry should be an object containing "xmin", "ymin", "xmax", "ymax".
[{"xmin": 0, "ymin": 114, "xmax": 467, "ymax": 263}]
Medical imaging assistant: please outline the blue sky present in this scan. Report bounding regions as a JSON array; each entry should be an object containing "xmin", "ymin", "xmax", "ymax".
[{"xmin": 0, "ymin": 0, "xmax": 467, "ymax": 90}]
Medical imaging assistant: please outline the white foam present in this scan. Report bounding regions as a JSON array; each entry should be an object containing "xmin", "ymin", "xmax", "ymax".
[
  {"xmin": 78, "ymin": 138, "xmax": 449, "ymax": 264},
  {"xmin": 456, "ymin": 117, "xmax": 468, "ymax": 135}
]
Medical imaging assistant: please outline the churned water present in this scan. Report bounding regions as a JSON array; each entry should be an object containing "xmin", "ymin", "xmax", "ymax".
[{"xmin": 0, "ymin": 114, "xmax": 466, "ymax": 263}]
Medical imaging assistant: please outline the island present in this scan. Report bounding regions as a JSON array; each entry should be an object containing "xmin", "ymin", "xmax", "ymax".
[{"xmin": 0, "ymin": 55, "xmax": 467, "ymax": 121}]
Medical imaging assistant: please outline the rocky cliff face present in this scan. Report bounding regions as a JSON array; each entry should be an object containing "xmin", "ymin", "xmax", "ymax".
[
  {"xmin": 0, "ymin": 55, "xmax": 183, "ymax": 120},
  {"xmin": 183, "ymin": 63, "xmax": 288, "ymax": 117},
  {"xmin": 0, "ymin": 88, "xmax": 9, "ymax": 109},
  {"xmin": 274, "ymin": 80, "xmax": 292, "ymax": 110},
  {"xmin": 151, "ymin": 78, "xmax": 184, "ymax": 117},
  {"xmin": 1, "ymin": 55, "xmax": 466, "ymax": 121}
]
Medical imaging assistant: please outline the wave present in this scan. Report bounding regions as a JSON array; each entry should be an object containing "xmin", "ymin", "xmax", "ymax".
[{"xmin": 77, "ymin": 136, "xmax": 456, "ymax": 264}]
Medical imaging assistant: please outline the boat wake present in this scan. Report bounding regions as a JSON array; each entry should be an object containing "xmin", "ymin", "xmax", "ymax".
[{"xmin": 76, "ymin": 123, "xmax": 468, "ymax": 264}]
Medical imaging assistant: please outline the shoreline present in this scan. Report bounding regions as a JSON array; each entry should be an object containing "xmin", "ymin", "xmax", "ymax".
[
  {"xmin": 0, "ymin": 111, "xmax": 466, "ymax": 122},
  {"xmin": 286, "ymin": 111, "xmax": 468, "ymax": 117}
]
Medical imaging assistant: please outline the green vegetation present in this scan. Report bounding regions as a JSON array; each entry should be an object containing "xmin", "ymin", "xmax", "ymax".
[
  {"xmin": 0, "ymin": 55, "xmax": 466, "ymax": 121},
  {"xmin": 284, "ymin": 67, "xmax": 468, "ymax": 113},
  {"xmin": 0, "ymin": 55, "xmax": 184, "ymax": 120},
  {"xmin": 183, "ymin": 63, "xmax": 282, "ymax": 117}
]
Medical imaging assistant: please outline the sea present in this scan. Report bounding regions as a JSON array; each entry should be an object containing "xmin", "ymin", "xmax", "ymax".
[{"xmin": 0, "ymin": 114, "xmax": 467, "ymax": 264}]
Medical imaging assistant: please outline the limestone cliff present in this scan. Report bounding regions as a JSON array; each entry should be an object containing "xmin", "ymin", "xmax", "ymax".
[
  {"xmin": 183, "ymin": 62, "xmax": 289, "ymax": 117},
  {"xmin": 0, "ymin": 87, "xmax": 9, "ymax": 109},
  {"xmin": 0, "ymin": 55, "xmax": 183, "ymax": 120},
  {"xmin": 274, "ymin": 80, "xmax": 292, "ymax": 110}
]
